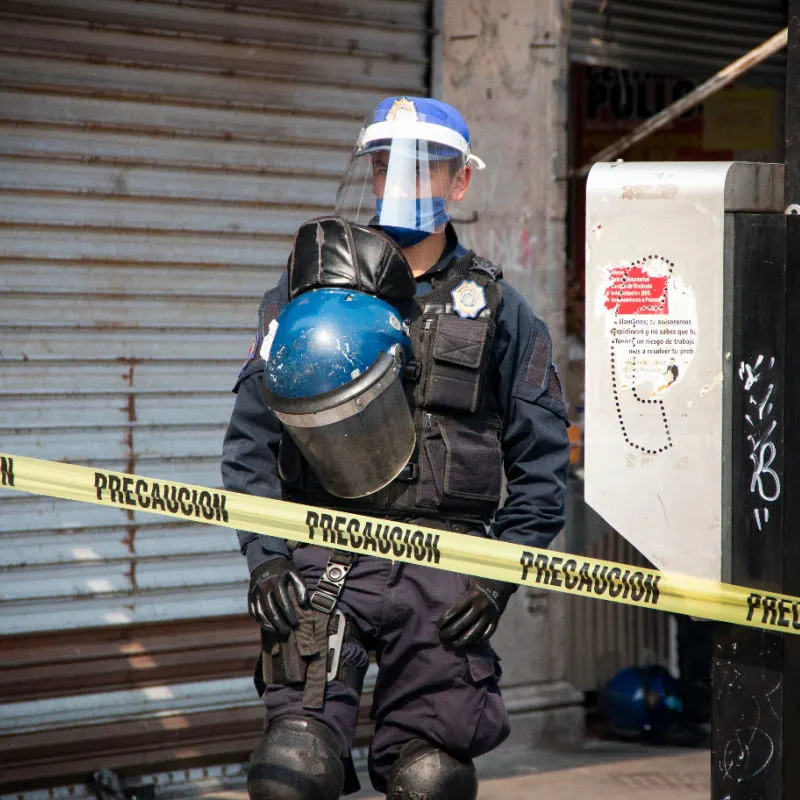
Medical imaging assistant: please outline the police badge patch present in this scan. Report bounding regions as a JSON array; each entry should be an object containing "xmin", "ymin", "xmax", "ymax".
[
  {"xmin": 386, "ymin": 97, "xmax": 418, "ymax": 122},
  {"xmin": 451, "ymin": 280, "xmax": 486, "ymax": 319}
]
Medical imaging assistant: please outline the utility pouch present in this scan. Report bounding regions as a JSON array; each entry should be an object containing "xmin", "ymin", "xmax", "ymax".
[
  {"xmin": 256, "ymin": 610, "xmax": 366, "ymax": 709},
  {"xmin": 425, "ymin": 315, "xmax": 492, "ymax": 413},
  {"xmin": 416, "ymin": 413, "xmax": 503, "ymax": 515}
]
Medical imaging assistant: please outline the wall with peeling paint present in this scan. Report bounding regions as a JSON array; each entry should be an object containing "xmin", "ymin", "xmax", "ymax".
[
  {"xmin": 435, "ymin": 0, "xmax": 569, "ymax": 368},
  {"xmin": 435, "ymin": 0, "xmax": 583, "ymax": 750}
]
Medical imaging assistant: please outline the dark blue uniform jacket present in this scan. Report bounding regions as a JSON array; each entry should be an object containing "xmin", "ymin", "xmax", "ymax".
[{"xmin": 221, "ymin": 226, "xmax": 570, "ymax": 573}]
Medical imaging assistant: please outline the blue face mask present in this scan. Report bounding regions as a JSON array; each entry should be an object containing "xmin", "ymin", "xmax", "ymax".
[{"xmin": 375, "ymin": 197, "xmax": 450, "ymax": 248}]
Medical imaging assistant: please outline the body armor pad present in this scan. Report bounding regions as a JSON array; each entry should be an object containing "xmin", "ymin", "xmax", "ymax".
[
  {"xmin": 247, "ymin": 715, "xmax": 345, "ymax": 800},
  {"xmin": 386, "ymin": 739, "xmax": 478, "ymax": 800},
  {"xmin": 288, "ymin": 216, "xmax": 416, "ymax": 301}
]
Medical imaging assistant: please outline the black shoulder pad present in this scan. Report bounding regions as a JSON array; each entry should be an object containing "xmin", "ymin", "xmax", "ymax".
[
  {"xmin": 288, "ymin": 216, "xmax": 415, "ymax": 301},
  {"xmin": 471, "ymin": 256, "xmax": 503, "ymax": 281}
]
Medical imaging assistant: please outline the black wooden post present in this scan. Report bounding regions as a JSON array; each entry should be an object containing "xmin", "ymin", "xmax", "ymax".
[
  {"xmin": 710, "ymin": 5, "xmax": 800, "ymax": 798},
  {"xmin": 782, "ymin": 3, "xmax": 800, "ymax": 794}
]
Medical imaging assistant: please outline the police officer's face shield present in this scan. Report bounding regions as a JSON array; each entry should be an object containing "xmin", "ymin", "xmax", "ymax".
[{"xmin": 335, "ymin": 123, "xmax": 476, "ymax": 243}]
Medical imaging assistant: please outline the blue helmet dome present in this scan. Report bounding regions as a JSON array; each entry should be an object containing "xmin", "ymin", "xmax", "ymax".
[
  {"xmin": 262, "ymin": 287, "xmax": 415, "ymax": 499},
  {"xmin": 264, "ymin": 288, "xmax": 411, "ymax": 399},
  {"xmin": 598, "ymin": 665, "xmax": 683, "ymax": 742}
]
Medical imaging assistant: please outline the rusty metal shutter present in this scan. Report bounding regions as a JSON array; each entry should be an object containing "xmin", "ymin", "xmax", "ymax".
[
  {"xmin": 570, "ymin": 0, "xmax": 786, "ymax": 85},
  {"xmin": 0, "ymin": 0, "xmax": 429, "ymax": 791}
]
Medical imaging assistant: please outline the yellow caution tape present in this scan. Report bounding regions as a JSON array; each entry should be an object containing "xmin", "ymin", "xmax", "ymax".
[{"xmin": 2, "ymin": 452, "xmax": 799, "ymax": 635}]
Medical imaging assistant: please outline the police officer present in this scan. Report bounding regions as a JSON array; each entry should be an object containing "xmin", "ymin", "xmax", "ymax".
[{"xmin": 221, "ymin": 96, "xmax": 570, "ymax": 800}]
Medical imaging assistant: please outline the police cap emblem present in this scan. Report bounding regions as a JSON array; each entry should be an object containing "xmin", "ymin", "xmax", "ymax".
[
  {"xmin": 386, "ymin": 97, "xmax": 418, "ymax": 122},
  {"xmin": 451, "ymin": 280, "xmax": 486, "ymax": 319}
]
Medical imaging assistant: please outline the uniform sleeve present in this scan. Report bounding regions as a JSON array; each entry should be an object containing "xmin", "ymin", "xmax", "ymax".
[
  {"xmin": 220, "ymin": 275, "xmax": 290, "ymax": 572},
  {"xmin": 488, "ymin": 281, "xmax": 570, "ymax": 550}
]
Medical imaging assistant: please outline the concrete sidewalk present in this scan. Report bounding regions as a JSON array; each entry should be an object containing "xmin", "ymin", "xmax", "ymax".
[
  {"xmin": 472, "ymin": 749, "xmax": 709, "ymax": 799},
  {"xmin": 347, "ymin": 739, "xmax": 711, "ymax": 800},
  {"xmin": 198, "ymin": 741, "xmax": 711, "ymax": 800}
]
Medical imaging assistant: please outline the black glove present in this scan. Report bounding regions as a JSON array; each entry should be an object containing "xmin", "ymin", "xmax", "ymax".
[
  {"xmin": 247, "ymin": 556, "xmax": 309, "ymax": 636},
  {"xmin": 437, "ymin": 578, "xmax": 515, "ymax": 649}
]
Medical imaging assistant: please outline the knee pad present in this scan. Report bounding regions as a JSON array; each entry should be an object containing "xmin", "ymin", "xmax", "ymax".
[
  {"xmin": 386, "ymin": 739, "xmax": 477, "ymax": 800},
  {"xmin": 247, "ymin": 715, "xmax": 344, "ymax": 800}
]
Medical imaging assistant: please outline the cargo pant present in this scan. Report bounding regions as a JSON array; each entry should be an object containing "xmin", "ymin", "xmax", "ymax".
[{"xmin": 259, "ymin": 544, "xmax": 510, "ymax": 794}]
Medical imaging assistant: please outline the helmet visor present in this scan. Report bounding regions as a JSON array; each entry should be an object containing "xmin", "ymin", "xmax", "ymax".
[{"xmin": 335, "ymin": 119, "xmax": 469, "ymax": 235}]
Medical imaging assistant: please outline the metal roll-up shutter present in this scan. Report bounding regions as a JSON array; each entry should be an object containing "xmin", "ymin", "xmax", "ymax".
[
  {"xmin": 571, "ymin": 0, "xmax": 786, "ymax": 85},
  {"xmin": 0, "ymin": 0, "xmax": 429, "ymax": 791}
]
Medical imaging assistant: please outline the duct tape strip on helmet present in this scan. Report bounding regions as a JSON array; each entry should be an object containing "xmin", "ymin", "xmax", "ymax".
[{"xmin": 2, "ymin": 451, "xmax": 799, "ymax": 636}]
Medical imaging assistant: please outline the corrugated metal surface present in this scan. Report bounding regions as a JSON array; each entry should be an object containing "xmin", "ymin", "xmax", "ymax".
[
  {"xmin": 565, "ymin": 527, "xmax": 673, "ymax": 693},
  {"xmin": 0, "ymin": 617, "xmax": 379, "ymax": 791},
  {"xmin": 0, "ymin": 0, "xmax": 428, "ymax": 789},
  {"xmin": 571, "ymin": 0, "xmax": 786, "ymax": 85}
]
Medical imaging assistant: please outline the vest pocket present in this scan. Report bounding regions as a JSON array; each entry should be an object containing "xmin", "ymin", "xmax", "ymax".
[
  {"xmin": 417, "ymin": 416, "xmax": 502, "ymax": 511},
  {"xmin": 425, "ymin": 316, "xmax": 491, "ymax": 413},
  {"xmin": 440, "ymin": 419, "xmax": 502, "ymax": 502}
]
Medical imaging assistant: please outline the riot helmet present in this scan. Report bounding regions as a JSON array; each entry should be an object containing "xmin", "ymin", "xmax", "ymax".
[
  {"xmin": 598, "ymin": 665, "xmax": 683, "ymax": 743},
  {"xmin": 334, "ymin": 96, "xmax": 485, "ymax": 248},
  {"xmin": 261, "ymin": 218, "xmax": 416, "ymax": 499}
]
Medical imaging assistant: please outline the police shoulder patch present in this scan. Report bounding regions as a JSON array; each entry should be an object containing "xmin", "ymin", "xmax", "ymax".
[
  {"xmin": 238, "ymin": 331, "xmax": 261, "ymax": 377},
  {"xmin": 451, "ymin": 280, "xmax": 486, "ymax": 319}
]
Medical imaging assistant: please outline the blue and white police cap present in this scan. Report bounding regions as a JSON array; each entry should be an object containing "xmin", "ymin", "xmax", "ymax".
[{"xmin": 358, "ymin": 96, "xmax": 486, "ymax": 169}]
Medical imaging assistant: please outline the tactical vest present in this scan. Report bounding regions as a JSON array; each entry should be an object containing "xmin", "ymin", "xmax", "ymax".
[{"xmin": 277, "ymin": 251, "xmax": 504, "ymax": 527}]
